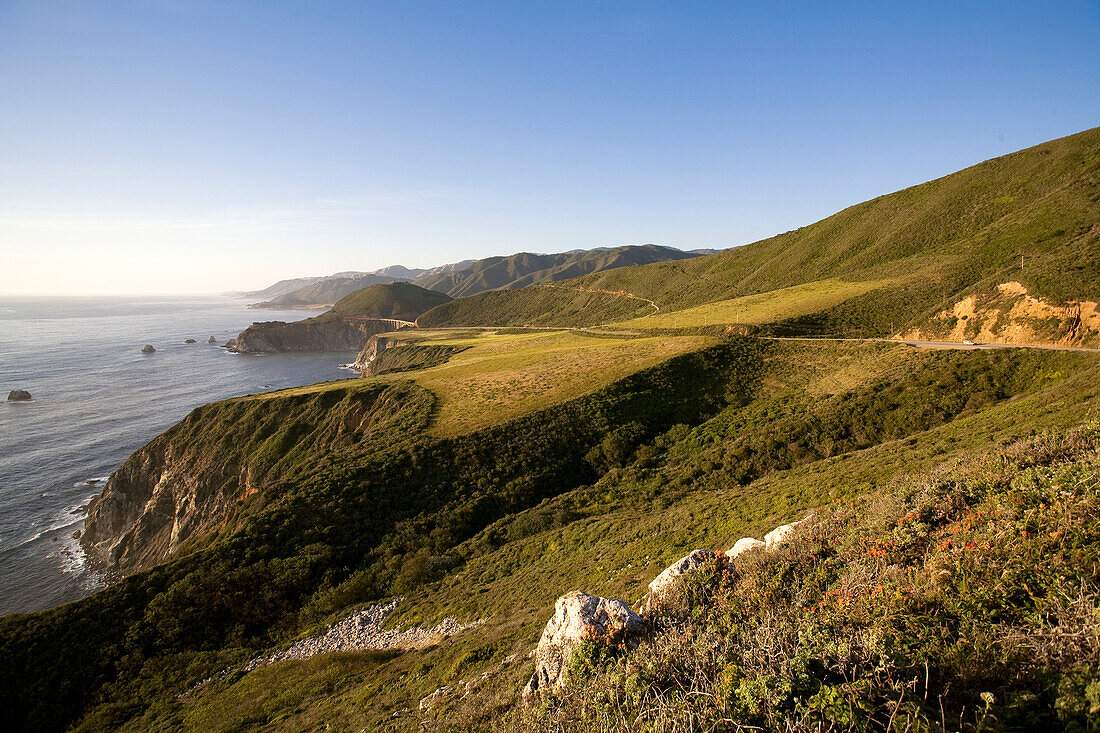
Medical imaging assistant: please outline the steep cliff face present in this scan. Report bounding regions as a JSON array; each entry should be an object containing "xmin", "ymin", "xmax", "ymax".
[
  {"xmin": 225, "ymin": 318, "xmax": 400, "ymax": 353},
  {"xmin": 353, "ymin": 335, "xmax": 468, "ymax": 375},
  {"xmin": 902, "ymin": 281, "xmax": 1100, "ymax": 347},
  {"xmin": 81, "ymin": 382, "xmax": 435, "ymax": 575}
]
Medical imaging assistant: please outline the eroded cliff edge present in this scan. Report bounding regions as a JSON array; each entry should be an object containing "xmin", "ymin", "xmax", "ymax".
[
  {"xmin": 226, "ymin": 317, "xmax": 401, "ymax": 353},
  {"xmin": 81, "ymin": 382, "xmax": 435, "ymax": 575}
]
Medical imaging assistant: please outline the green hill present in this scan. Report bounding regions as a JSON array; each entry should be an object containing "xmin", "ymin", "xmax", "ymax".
[
  {"xmin": 252, "ymin": 275, "xmax": 409, "ymax": 309},
  {"xmin": 316, "ymin": 281, "xmax": 452, "ymax": 322},
  {"xmin": 414, "ymin": 244, "xmax": 704, "ymax": 298},
  {"xmin": 428, "ymin": 128, "xmax": 1099, "ymax": 342}
]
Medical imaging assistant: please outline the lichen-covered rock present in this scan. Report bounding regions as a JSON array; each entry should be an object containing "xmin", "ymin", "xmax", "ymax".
[
  {"xmin": 523, "ymin": 591, "xmax": 643, "ymax": 699},
  {"xmin": 641, "ymin": 549, "xmax": 717, "ymax": 614},
  {"xmin": 764, "ymin": 514, "xmax": 814, "ymax": 550},
  {"xmin": 725, "ymin": 537, "xmax": 765, "ymax": 558}
]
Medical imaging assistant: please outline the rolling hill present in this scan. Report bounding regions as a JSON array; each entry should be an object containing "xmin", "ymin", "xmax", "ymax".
[
  {"xmin": 227, "ymin": 283, "xmax": 451, "ymax": 353},
  {"xmin": 421, "ymin": 127, "xmax": 1099, "ymax": 345},
  {"xmin": 413, "ymin": 244, "xmax": 705, "ymax": 298}
]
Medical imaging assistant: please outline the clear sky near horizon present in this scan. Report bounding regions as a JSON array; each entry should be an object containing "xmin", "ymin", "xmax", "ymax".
[{"xmin": 1, "ymin": 1, "xmax": 1098, "ymax": 295}]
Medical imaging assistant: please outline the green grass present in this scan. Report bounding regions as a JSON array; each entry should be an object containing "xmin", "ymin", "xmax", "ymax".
[
  {"xmin": 417, "ymin": 285, "xmax": 653, "ymax": 328},
  {"xmin": 609, "ymin": 278, "xmax": 895, "ymax": 329},
  {"xmin": 317, "ymin": 281, "xmax": 452, "ymax": 322}
]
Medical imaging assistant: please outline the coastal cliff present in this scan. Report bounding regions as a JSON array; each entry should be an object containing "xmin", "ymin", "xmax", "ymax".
[
  {"xmin": 353, "ymin": 335, "xmax": 469, "ymax": 375},
  {"xmin": 226, "ymin": 318, "xmax": 399, "ymax": 353},
  {"xmin": 226, "ymin": 282, "xmax": 449, "ymax": 353},
  {"xmin": 81, "ymin": 382, "xmax": 435, "ymax": 575}
]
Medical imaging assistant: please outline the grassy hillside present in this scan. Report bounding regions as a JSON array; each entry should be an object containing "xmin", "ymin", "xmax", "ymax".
[
  {"xmin": 435, "ymin": 128, "xmax": 1099, "ymax": 340},
  {"xmin": 416, "ymin": 285, "xmax": 653, "ymax": 328},
  {"xmin": 4, "ymin": 333, "xmax": 1099, "ymax": 732},
  {"xmin": 253, "ymin": 274, "xmax": 407, "ymax": 308},
  {"xmin": 414, "ymin": 245, "xmax": 701, "ymax": 298},
  {"xmin": 75, "ymin": 341, "xmax": 1100, "ymax": 733},
  {"xmin": 316, "ymin": 282, "xmax": 452, "ymax": 322}
]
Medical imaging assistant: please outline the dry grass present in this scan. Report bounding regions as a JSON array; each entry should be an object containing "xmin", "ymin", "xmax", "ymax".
[{"xmin": 609, "ymin": 278, "xmax": 896, "ymax": 329}]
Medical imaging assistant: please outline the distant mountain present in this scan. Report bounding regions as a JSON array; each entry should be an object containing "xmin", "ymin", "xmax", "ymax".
[
  {"xmin": 253, "ymin": 274, "xmax": 414, "ymax": 308},
  {"xmin": 246, "ymin": 248, "xmax": 697, "ymax": 309},
  {"xmin": 414, "ymin": 244, "xmax": 702, "ymax": 298},
  {"xmin": 243, "ymin": 259, "xmax": 478, "ymax": 308}
]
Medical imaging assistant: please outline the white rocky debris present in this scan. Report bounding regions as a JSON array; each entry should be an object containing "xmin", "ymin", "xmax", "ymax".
[
  {"xmin": 523, "ymin": 591, "xmax": 643, "ymax": 699},
  {"xmin": 725, "ymin": 537, "xmax": 765, "ymax": 558},
  {"xmin": 242, "ymin": 598, "xmax": 476, "ymax": 673}
]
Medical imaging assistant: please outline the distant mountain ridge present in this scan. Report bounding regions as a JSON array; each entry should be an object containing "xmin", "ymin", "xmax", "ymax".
[
  {"xmin": 414, "ymin": 244, "xmax": 703, "ymax": 298},
  {"xmin": 244, "ymin": 246, "xmax": 704, "ymax": 310},
  {"xmin": 240, "ymin": 260, "xmax": 475, "ymax": 304}
]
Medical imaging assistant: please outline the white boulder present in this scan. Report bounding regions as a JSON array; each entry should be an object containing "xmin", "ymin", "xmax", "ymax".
[
  {"xmin": 641, "ymin": 549, "xmax": 718, "ymax": 614},
  {"xmin": 523, "ymin": 591, "xmax": 643, "ymax": 699},
  {"xmin": 725, "ymin": 537, "xmax": 765, "ymax": 558},
  {"xmin": 764, "ymin": 514, "xmax": 814, "ymax": 550}
]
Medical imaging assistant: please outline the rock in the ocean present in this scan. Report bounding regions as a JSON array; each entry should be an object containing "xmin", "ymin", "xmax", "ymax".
[
  {"xmin": 523, "ymin": 591, "xmax": 643, "ymax": 699},
  {"xmin": 642, "ymin": 549, "xmax": 717, "ymax": 613},
  {"xmin": 208, "ymin": 336, "xmax": 217, "ymax": 343},
  {"xmin": 184, "ymin": 339, "xmax": 197, "ymax": 344},
  {"xmin": 764, "ymin": 514, "xmax": 814, "ymax": 550},
  {"xmin": 7, "ymin": 389, "xmax": 32, "ymax": 401},
  {"xmin": 725, "ymin": 537, "xmax": 765, "ymax": 558},
  {"xmin": 141, "ymin": 344, "xmax": 156, "ymax": 353}
]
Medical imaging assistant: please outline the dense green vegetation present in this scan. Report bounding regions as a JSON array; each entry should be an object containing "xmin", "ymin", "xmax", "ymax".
[
  {"xmin": 0, "ymin": 340, "xmax": 761, "ymax": 732},
  {"xmin": 512, "ymin": 425, "xmax": 1100, "ymax": 731},
  {"xmin": 417, "ymin": 286, "xmax": 652, "ymax": 327},
  {"xmin": 316, "ymin": 281, "xmax": 452, "ymax": 322}
]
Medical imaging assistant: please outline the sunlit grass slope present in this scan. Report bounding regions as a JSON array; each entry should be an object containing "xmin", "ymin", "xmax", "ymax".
[
  {"xmin": 610, "ymin": 278, "xmax": 894, "ymax": 329},
  {"xmin": 271, "ymin": 329, "xmax": 717, "ymax": 436}
]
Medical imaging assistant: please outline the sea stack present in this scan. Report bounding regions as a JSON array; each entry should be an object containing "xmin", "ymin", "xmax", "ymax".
[
  {"xmin": 208, "ymin": 336, "xmax": 217, "ymax": 343},
  {"xmin": 184, "ymin": 339, "xmax": 197, "ymax": 344},
  {"xmin": 7, "ymin": 389, "xmax": 32, "ymax": 401},
  {"xmin": 141, "ymin": 344, "xmax": 156, "ymax": 354}
]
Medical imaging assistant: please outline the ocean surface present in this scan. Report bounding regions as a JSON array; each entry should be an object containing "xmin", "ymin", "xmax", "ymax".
[{"xmin": 0, "ymin": 296, "xmax": 358, "ymax": 616}]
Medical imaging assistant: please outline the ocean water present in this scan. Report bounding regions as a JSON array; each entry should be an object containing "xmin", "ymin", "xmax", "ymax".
[{"xmin": 0, "ymin": 296, "xmax": 358, "ymax": 616}]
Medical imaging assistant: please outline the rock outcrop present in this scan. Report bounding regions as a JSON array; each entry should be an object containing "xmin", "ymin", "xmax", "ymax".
[
  {"xmin": 641, "ymin": 549, "xmax": 717, "ymax": 613},
  {"xmin": 141, "ymin": 344, "xmax": 156, "ymax": 353},
  {"xmin": 523, "ymin": 591, "xmax": 643, "ymax": 699},
  {"xmin": 725, "ymin": 537, "xmax": 765, "ymax": 558},
  {"xmin": 208, "ymin": 336, "xmax": 217, "ymax": 343},
  {"xmin": 764, "ymin": 514, "xmax": 814, "ymax": 550},
  {"xmin": 7, "ymin": 389, "xmax": 32, "ymax": 401},
  {"xmin": 354, "ymin": 334, "xmax": 404, "ymax": 372},
  {"xmin": 226, "ymin": 318, "xmax": 399, "ymax": 354},
  {"xmin": 184, "ymin": 339, "xmax": 197, "ymax": 344}
]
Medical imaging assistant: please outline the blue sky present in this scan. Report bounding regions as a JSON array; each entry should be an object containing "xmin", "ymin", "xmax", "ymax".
[{"xmin": 1, "ymin": 1, "xmax": 1098, "ymax": 294}]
